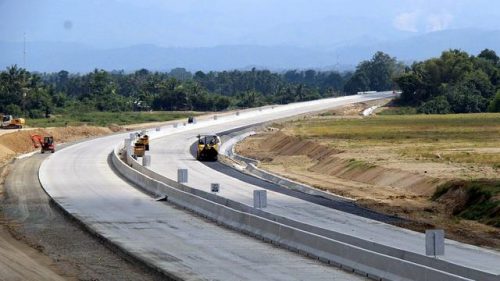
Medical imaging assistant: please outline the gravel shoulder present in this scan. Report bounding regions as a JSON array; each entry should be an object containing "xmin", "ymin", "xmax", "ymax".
[{"xmin": 0, "ymin": 152, "xmax": 165, "ymax": 281}]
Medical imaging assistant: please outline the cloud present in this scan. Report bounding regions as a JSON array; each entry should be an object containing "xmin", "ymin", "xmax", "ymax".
[
  {"xmin": 426, "ymin": 13, "xmax": 454, "ymax": 32},
  {"xmin": 393, "ymin": 11, "xmax": 419, "ymax": 32}
]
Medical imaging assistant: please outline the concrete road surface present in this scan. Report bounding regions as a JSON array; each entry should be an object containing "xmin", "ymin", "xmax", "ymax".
[
  {"xmin": 39, "ymin": 95, "xmax": 392, "ymax": 280},
  {"xmin": 3, "ymin": 153, "xmax": 166, "ymax": 281},
  {"xmin": 145, "ymin": 94, "xmax": 500, "ymax": 276}
]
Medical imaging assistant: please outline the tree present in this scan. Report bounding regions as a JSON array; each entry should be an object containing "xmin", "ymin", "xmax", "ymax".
[
  {"xmin": 395, "ymin": 49, "xmax": 500, "ymax": 113},
  {"xmin": 344, "ymin": 72, "xmax": 370, "ymax": 94},
  {"xmin": 344, "ymin": 51, "xmax": 402, "ymax": 94},
  {"xmin": 418, "ymin": 96, "xmax": 451, "ymax": 114},
  {"xmin": 0, "ymin": 65, "xmax": 30, "ymax": 114},
  {"xmin": 478, "ymin": 49, "xmax": 499, "ymax": 65},
  {"xmin": 487, "ymin": 91, "xmax": 500, "ymax": 112}
]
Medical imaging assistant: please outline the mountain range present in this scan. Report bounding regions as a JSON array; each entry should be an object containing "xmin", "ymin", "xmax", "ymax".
[{"xmin": 1, "ymin": 29, "xmax": 499, "ymax": 73}]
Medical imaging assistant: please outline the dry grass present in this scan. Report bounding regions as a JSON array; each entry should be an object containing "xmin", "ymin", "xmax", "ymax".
[
  {"xmin": 290, "ymin": 113, "xmax": 500, "ymax": 168},
  {"xmin": 238, "ymin": 110, "xmax": 500, "ymax": 247}
]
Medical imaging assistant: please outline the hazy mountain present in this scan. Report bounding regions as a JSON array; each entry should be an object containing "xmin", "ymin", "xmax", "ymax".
[
  {"xmin": 0, "ymin": 43, "xmax": 341, "ymax": 72},
  {"xmin": 1, "ymin": 29, "xmax": 499, "ymax": 73},
  {"xmin": 332, "ymin": 29, "xmax": 500, "ymax": 64}
]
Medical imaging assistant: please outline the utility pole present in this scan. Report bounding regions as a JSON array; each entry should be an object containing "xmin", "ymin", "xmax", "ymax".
[{"xmin": 23, "ymin": 32, "xmax": 26, "ymax": 68}]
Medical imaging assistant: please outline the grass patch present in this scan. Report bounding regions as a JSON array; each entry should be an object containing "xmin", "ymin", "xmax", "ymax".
[
  {"xmin": 433, "ymin": 180, "xmax": 500, "ymax": 227},
  {"xmin": 378, "ymin": 106, "xmax": 417, "ymax": 115},
  {"xmin": 345, "ymin": 158, "xmax": 376, "ymax": 171},
  {"xmin": 27, "ymin": 111, "xmax": 201, "ymax": 128},
  {"xmin": 290, "ymin": 113, "xmax": 500, "ymax": 166}
]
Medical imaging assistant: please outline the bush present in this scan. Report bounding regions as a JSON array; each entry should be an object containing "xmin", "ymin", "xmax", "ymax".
[
  {"xmin": 488, "ymin": 91, "xmax": 500, "ymax": 112},
  {"xmin": 379, "ymin": 106, "xmax": 417, "ymax": 115},
  {"xmin": 4, "ymin": 104, "xmax": 22, "ymax": 117},
  {"xmin": 28, "ymin": 109, "xmax": 46, "ymax": 119},
  {"xmin": 417, "ymin": 96, "xmax": 451, "ymax": 114}
]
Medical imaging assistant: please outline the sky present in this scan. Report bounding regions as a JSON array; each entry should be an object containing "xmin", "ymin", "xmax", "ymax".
[{"xmin": 1, "ymin": 0, "xmax": 500, "ymax": 48}]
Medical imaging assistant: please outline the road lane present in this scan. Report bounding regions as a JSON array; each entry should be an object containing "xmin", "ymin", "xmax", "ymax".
[
  {"xmin": 146, "ymin": 93, "xmax": 500, "ymax": 277},
  {"xmin": 38, "ymin": 96, "xmax": 382, "ymax": 280}
]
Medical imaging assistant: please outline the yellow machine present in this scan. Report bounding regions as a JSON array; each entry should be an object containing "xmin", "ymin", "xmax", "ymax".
[
  {"xmin": 0, "ymin": 114, "xmax": 25, "ymax": 129},
  {"xmin": 133, "ymin": 143, "xmax": 145, "ymax": 157},
  {"xmin": 137, "ymin": 135, "xmax": 149, "ymax": 151},
  {"xmin": 133, "ymin": 135, "xmax": 149, "ymax": 157},
  {"xmin": 196, "ymin": 134, "xmax": 221, "ymax": 161}
]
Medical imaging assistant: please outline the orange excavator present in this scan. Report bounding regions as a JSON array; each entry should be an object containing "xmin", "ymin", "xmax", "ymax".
[{"xmin": 31, "ymin": 134, "xmax": 55, "ymax": 153}]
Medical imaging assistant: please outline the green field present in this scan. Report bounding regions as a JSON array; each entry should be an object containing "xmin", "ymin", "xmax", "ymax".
[
  {"xmin": 28, "ymin": 111, "xmax": 201, "ymax": 128},
  {"xmin": 291, "ymin": 113, "xmax": 500, "ymax": 167}
]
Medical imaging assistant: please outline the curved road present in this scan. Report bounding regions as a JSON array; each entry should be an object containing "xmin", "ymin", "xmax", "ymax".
[
  {"xmin": 38, "ymin": 95, "xmax": 392, "ymax": 280},
  {"xmin": 3, "ymin": 153, "xmax": 165, "ymax": 281},
  {"xmin": 145, "ymin": 95, "xmax": 500, "ymax": 277}
]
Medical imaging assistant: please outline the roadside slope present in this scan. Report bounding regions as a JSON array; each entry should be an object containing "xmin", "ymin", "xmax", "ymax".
[
  {"xmin": 235, "ymin": 112, "xmax": 500, "ymax": 248},
  {"xmin": 1, "ymin": 154, "xmax": 165, "ymax": 281}
]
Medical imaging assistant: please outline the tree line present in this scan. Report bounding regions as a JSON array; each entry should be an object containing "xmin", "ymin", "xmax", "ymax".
[
  {"xmin": 0, "ymin": 66, "xmax": 357, "ymax": 118},
  {"xmin": 1, "ymin": 49, "xmax": 499, "ymax": 118},
  {"xmin": 396, "ymin": 49, "xmax": 500, "ymax": 113}
]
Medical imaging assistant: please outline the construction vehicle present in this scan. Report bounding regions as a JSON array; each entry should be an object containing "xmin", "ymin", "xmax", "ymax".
[
  {"xmin": 196, "ymin": 134, "xmax": 221, "ymax": 161},
  {"xmin": 133, "ymin": 134, "xmax": 149, "ymax": 158},
  {"xmin": 137, "ymin": 134, "xmax": 149, "ymax": 151},
  {"xmin": 133, "ymin": 142, "xmax": 145, "ymax": 158},
  {"xmin": 31, "ymin": 134, "xmax": 55, "ymax": 153},
  {"xmin": 1, "ymin": 114, "xmax": 25, "ymax": 129}
]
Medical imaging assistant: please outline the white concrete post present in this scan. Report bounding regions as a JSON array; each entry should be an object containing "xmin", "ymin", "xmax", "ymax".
[
  {"xmin": 236, "ymin": 111, "xmax": 240, "ymax": 116},
  {"xmin": 156, "ymin": 127, "xmax": 161, "ymax": 132},
  {"xmin": 124, "ymin": 138, "xmax": 131, "ymax": 150},
  {"xmin": 142, "ymin": 155, "xmax": 151, "ymax": 167},
  {"xmin": 173, "ymin": 123, "xmax": 178, "ymax": 128},
  {"xmin": 253, "ymin": 190, "xmax": 267, "ymax": 208},
  {"xmin": 126, "ymin": 145, "xmax": 134, "ymax": 165},
  {"xmin": 177, "ymin": 169, "xmax": 188, "ymax": 183},
  {"xmin": 214, "ymin": 115, "xmax": 218, "ymax": 120},
  {"xmin": 425, "ymin": 229, "xmax": 445, "ymax": 257}
]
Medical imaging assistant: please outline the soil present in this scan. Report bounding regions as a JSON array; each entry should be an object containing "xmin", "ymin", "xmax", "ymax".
[
  {"xmin": 0, "ymin": 126, "xmax": 112, "ymax": 167},
  {"xmin": 0, "ymin": 125, "xmax": 166, "ymax": 281},
  {"xmin": 236, "ymin": 103, "xmax": 500, "ymax": 249}
]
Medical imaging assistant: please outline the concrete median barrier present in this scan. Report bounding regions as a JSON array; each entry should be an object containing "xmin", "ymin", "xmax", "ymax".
[
  {"xmin": 111, "ymin": 142, "xmax": 473, "ymax": 281},
  {"xmin": 217, "ymin": 128, "xmax": 500, "ymax": 281}
]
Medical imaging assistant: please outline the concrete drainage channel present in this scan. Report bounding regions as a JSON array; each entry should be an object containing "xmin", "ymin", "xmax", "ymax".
[{"xmin": 112, "ymin": 129, "xmax": 491, "ymax": 281}]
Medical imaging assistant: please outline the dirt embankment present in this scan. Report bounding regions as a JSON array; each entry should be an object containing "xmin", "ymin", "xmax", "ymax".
[
  {"xmin": 0, "ymin": 127, "xmax": 112, "ymax": 281},
  {"xmin": 245, "ymin": 131, "xmax": 441, "ymax": 196},
  {"xmin": 0, "ymin": 126, "xmax": 112, "ymax": 166},
  {"xmin": 237, "ymin": 130, "xmax": 500, "ymax": 248}
]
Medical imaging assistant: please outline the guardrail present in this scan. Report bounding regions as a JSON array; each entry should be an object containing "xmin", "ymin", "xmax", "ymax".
[{"xmin": 112, "ymin": 141, "xmax": 471, "ymax": 281}]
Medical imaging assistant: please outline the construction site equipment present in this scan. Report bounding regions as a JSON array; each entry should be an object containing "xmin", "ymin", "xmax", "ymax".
[
  {"xmin": 1, "ymin": 114, "xmax": 25, "ymax": 129},
  {"xmin": 31, "ymin": 134, "xmax": 55, "ymax": 153},
  {"xmin": 132, "ymin": 134, "xmax": 149, "ymax": 158},
  {"xmin": 133, "ymin": 143, "xmax": 145, "ymax": 158},
  {"xmin": 137, "ymin": 134, "xmax": 149, "ymax": 151},
  {"xmin": 196, "ymin": 134, "xmax": 221, "ymax": 161}
]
